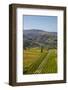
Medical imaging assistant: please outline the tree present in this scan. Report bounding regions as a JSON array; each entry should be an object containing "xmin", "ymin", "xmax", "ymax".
[{"xmin": 41, "ymin": 45, "xmax": 44, "ymax": 53}]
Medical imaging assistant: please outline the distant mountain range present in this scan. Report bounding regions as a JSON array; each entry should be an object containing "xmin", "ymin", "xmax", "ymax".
[{"xmin": 23, "ymin": 29, "xmax": 57, "ymax": 49}]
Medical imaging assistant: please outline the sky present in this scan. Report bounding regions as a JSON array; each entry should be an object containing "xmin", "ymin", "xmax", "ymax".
[{"xmin": 23, "ymin": 15, "xmax": 57, "ymax": 32}]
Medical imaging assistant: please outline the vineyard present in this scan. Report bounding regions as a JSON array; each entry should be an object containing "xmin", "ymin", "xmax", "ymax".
[{"xmin": 23, "ymin": 48, "xmax": 57, "ymax": 74}]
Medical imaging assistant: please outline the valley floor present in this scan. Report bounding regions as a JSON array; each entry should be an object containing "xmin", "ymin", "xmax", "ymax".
[{"xmin": 23, "ymin": 48, "xmax": 57, "ymax": 74}]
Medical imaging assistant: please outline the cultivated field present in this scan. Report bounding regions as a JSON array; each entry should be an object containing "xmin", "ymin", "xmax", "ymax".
[{"xmin": 23, "ymin": 48, "xmax": 57, "ymax": 74}]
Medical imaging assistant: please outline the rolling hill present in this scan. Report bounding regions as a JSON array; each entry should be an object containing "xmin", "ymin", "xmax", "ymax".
[{"xmin": 23, "ymin": 29, "xmax": 57, "ymax": 49}]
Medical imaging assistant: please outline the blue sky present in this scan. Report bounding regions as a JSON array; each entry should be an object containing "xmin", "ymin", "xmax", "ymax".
[{"xmin": 23, "ymin": 15, "xmax": 57, "ymax": 32}]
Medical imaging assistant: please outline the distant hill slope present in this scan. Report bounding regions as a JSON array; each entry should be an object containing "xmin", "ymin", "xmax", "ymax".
[{"xmin": 23, "ymin": 29, "xmax": 57, "ymax": 49}]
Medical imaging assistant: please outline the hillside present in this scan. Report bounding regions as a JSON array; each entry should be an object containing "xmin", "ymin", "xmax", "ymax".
[{"xmin": 23, "ymin": 29, "xmax": 57, "ymax": 49}]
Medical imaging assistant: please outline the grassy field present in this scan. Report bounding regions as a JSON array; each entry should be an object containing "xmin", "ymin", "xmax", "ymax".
[{"xmin": 23, "ymin": 48, "xmax": 57, "ymax": 74}]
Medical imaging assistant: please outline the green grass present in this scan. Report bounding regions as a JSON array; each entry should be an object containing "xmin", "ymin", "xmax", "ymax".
[
  {"xmin": 23, "ymin": 48, "xmax": 57, "ymax": 74},
  {"xmin": 35, "ymin": 49, "xmax": 57, "ymax": 74}
]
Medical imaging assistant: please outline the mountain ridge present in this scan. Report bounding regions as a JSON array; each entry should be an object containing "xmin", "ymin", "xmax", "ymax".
[{"xmin": 23, "ymin": 29, "xmax": 57, "ymax": 49}]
